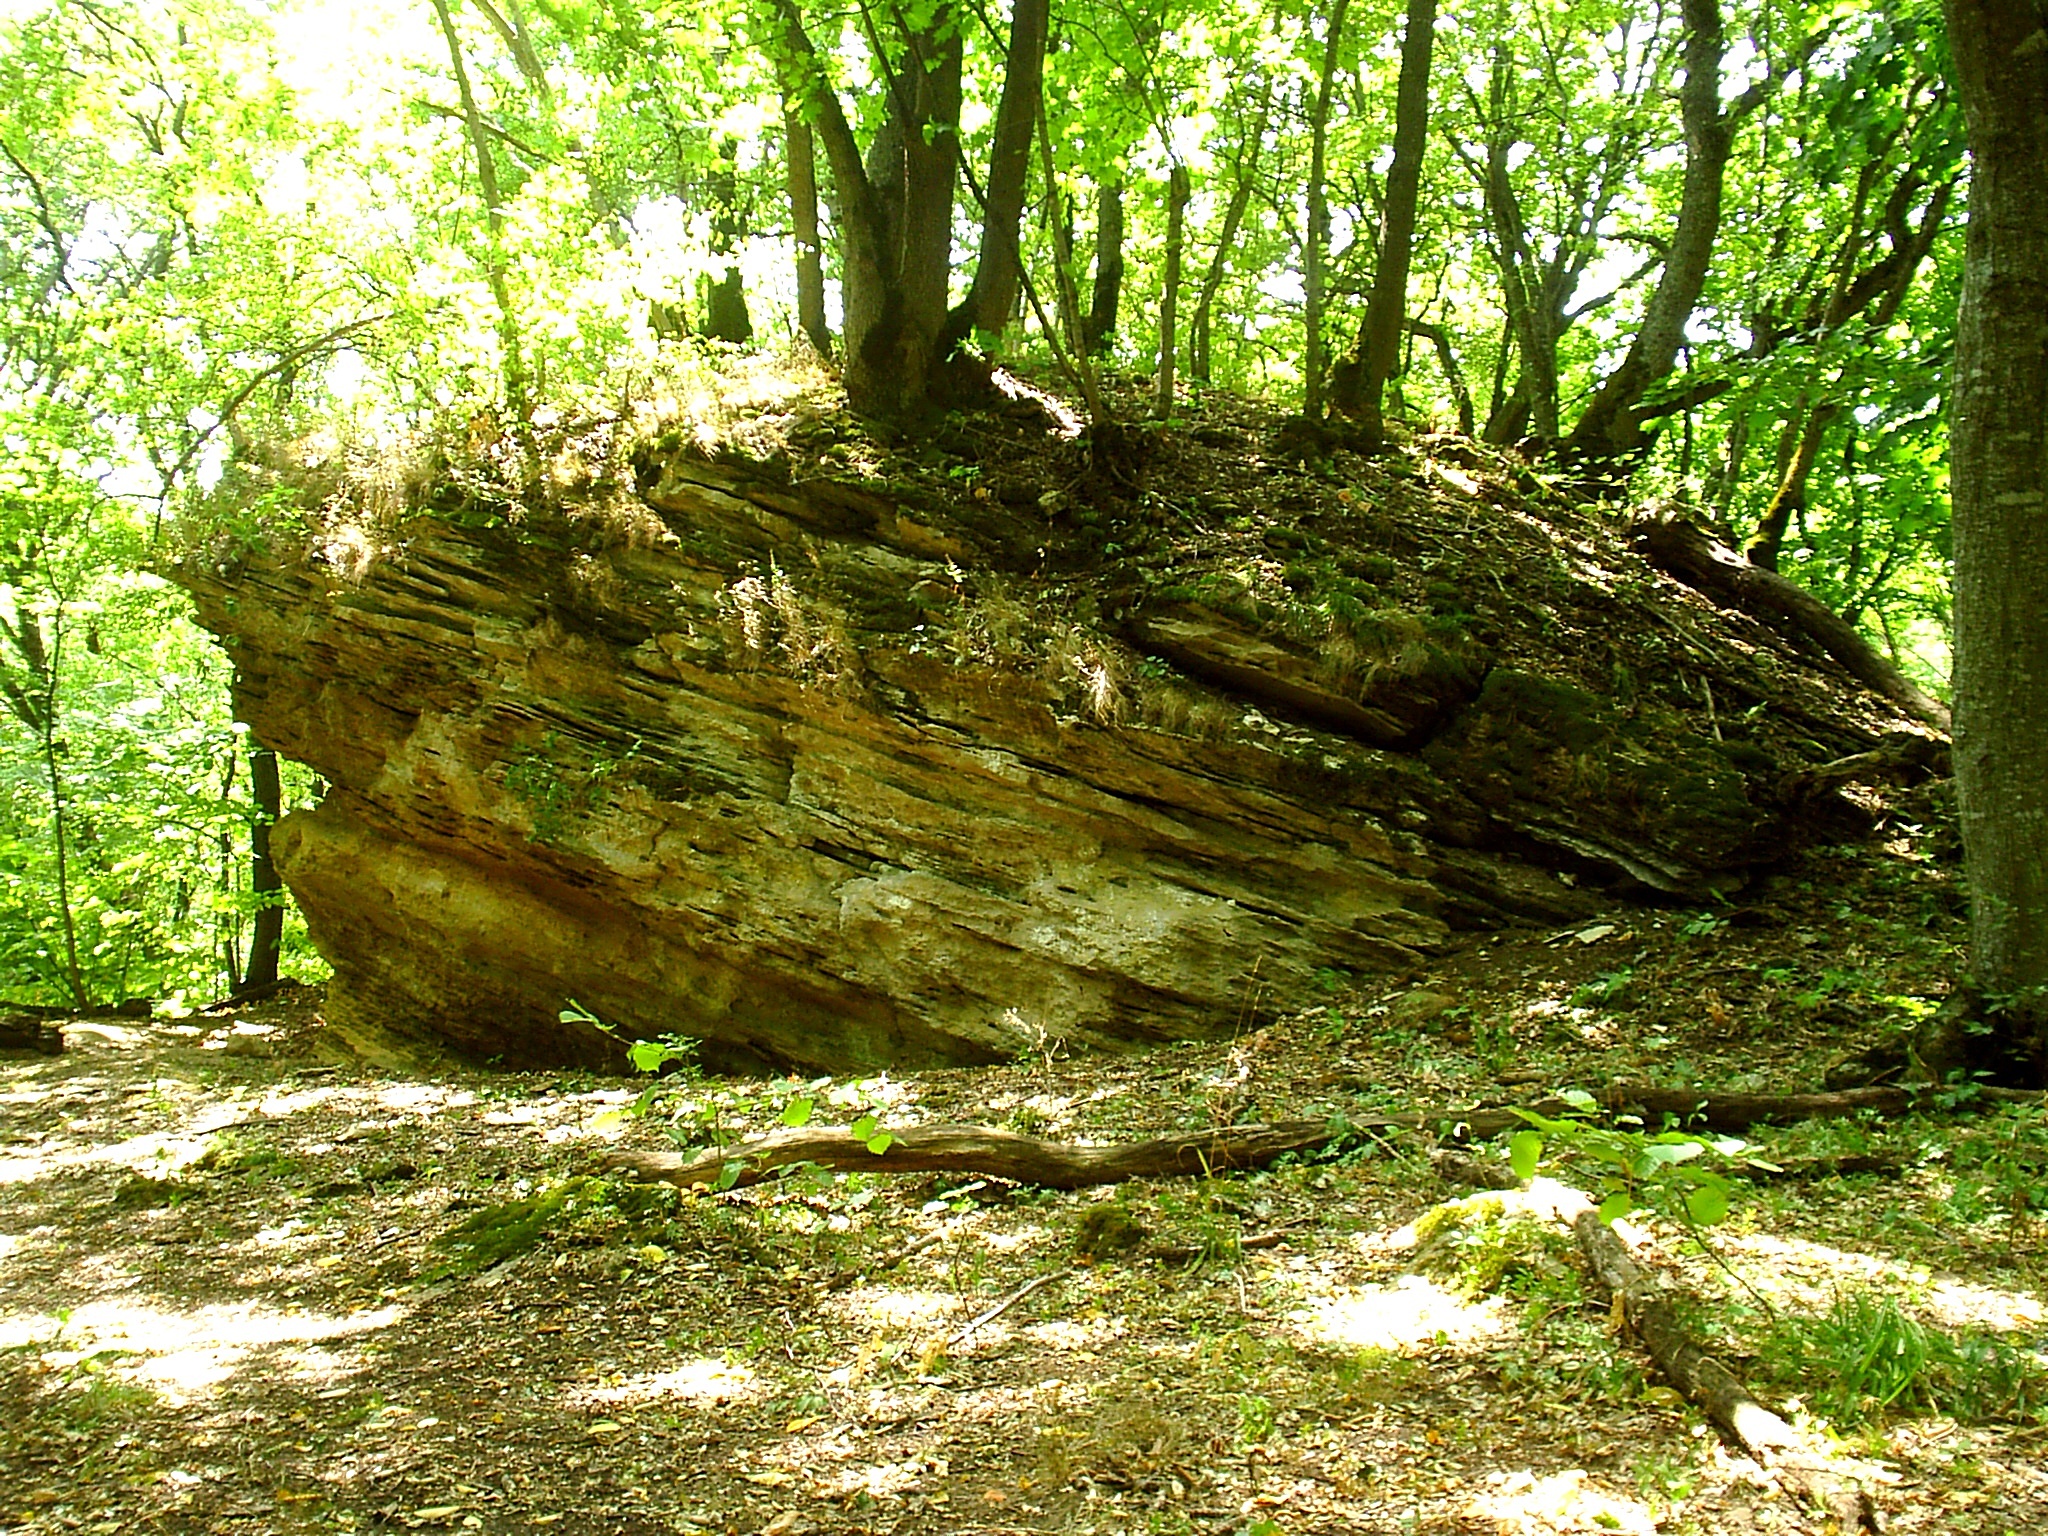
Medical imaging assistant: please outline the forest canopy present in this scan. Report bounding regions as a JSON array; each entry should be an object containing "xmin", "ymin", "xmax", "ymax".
[{"xmin": 0, "ymin": 0, "xmax": 1965, "ymax": 1011}]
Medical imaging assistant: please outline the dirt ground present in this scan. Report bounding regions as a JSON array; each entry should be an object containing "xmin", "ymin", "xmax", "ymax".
[{"xmin": 3, "ymin": 822, "xmax": 2045, "ymax": 1536}]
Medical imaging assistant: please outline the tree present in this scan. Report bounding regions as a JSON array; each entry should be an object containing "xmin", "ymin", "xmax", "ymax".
[
  {"xmin": 1343, "ymin": 0, "xmax": 1436, "ymax": 445},
  {"xmin": 1942, "ymin": 0, "xmax": 2048, "ymax": 1075},
  {"xmin": 1301, "ymin": 0, "xmax": 1352, "ymax": 419},
  {"xmin": 1562, "ymin": 0, "xmax": 1817, "ymax": 474},
  {"xmin": 769, "ymin": 0, "xmax": 1050, "ymax": 419},
  {"xmin": 1444, "ymin": 4, "xmax": 1674, "ymax": 445}
]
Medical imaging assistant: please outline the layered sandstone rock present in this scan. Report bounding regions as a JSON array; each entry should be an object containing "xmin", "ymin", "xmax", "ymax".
[{"xmin": 176, "ymin": 412, "xmax": 1929, "ymax": 1071}]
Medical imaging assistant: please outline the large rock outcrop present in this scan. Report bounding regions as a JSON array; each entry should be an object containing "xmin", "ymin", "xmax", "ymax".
[{"xmin": 177, "ymin": 398, "xmax": 1932, "ymax": 1071}]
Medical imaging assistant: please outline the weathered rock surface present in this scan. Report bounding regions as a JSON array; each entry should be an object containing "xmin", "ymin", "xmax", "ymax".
[{"xmin": 176, "ymin": 407, "xmax": 1933, "ymax": 1071}]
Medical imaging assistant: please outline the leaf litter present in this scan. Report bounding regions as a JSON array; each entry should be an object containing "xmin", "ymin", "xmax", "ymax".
[{"xmin": 0, "ymin": 815, "xmax": 2045, "ymax": 1535}]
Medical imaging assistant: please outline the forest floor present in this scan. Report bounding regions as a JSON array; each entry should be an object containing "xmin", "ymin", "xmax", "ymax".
[{"xmin": 2, "ymin": 817, "xmax": 2046, "ymax": 1536}]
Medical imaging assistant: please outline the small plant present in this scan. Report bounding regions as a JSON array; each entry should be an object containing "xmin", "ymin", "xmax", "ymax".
[
  {"xmin": 503, "ymin": 732, "xmax": 641, "ymax": 845},
  {"xmin": 1509, "ymin": 1091, "xmax": 1741, "ymax": 1226},
  {"xmin": 1569, "ymin": 968, "xmax": 1635, "ymax": 1008},
  {"xmin": 1761, "ymin": 1288, "xmax": 2045, "ymax": 1426},
  {"xmin": 1236, "ymin": 1392, "xmax": 1278, "ymax": 1444},
  {"xmin": 1412, "ymin": 1194, "xmax": 1579, "ymax": 1300}
]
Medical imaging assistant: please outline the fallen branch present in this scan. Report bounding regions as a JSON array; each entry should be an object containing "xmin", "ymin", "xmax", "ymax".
[
  {"xmin": 948, "ymin": 1268, "xmax": 1069, "ymax": 1347},
  {"xmin": 606, "ymin": 1081, "xmax": 2039, "ymax": 1192},
  {"xmin": 1634, "ymin": 512, "xmax": 1949, "ymax": 730},
  {"xmin": 605, "ymin": 1118, "xmax": 1405, "ymax": 1191},
  {"xmin": 1572, "ymin": 1207, "xmax": 1885, "ymax": 1531}
]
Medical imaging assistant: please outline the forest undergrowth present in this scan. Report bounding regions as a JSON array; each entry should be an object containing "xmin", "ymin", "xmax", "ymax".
[{"xmin": 1, "ymin": 806, "xmax": 2044, "ymax": 1536}]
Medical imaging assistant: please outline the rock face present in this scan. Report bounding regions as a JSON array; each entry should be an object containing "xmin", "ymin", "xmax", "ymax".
[{"xmin": 177, "ymin": 410, "xmax": 1930, "ymax": 1072}]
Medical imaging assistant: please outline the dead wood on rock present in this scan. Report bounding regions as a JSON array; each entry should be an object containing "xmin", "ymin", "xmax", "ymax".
[
  {"xmin": 1635, "ymin": 512, "xmax": 1950, "ymax": 731},
  {"xmin": 0, "ymin": 1014, "xmax": 64, "ymax": 1054},
  {"xmin": 1572, "ymin": 1209, "xmax": 1884, "ymax": 1531}
]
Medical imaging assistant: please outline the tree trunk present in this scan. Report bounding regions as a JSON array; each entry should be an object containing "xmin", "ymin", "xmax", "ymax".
[
  {"xmin": 1302, "ymin": 0, "xmax": 1351, "ymax": 419},
  {"xmin": 771, "ymin": 1, "xmax": 961, "ymax": 420},
  {"xmin": 1190, "ymin": 93, "xmax": 1268, "ymax": 383},
  {"xmin": 241, "ymin": 738, "xmax": 284, "ymax": 994},
  {"xmin": 700, "ymin": 140, "xmax": 753, "ymax": 344},
  {"xmin": 1747, "ymin": 399, "xmax": 1837, "ymax": 571},
  {"xmin": 1943, "ymin": 0, "xmax": 2048, "ymax": 1077},
  {"xmin": 1748, "ymin": 175, "xmax": 1955, "ymax": 569},
  {"xmin": 430, "ymin": 0, "xmax": 535, "ymax": 466},
  {"xmin": 1562, "ymin": 0, "xmax": 1735, "ymax": 472},
  {"xmin": 951, "ymin": 0, "xmax": 1050, "ymax": 349},
  {"xmin": 784, "ymin": 109, "xmax": 832, "ymax": 358},
  {"xmin": 1634, "ymin": 512, "xmax": 1950, "ymax": 729},
  {"xmin": 1354, "ymin": 0, "xmax": 1436, "ymax": 447},
  {"xmin": 1407, "ymin": 318, "xmax": 1474, "ymax": 437},
  {"xmin": 1155, "ymin": 165, "xmax": 1189, "ymax": 418},
  {"xmin": 1083, "ymin": 181, "xmax": 1125, "ymax": 354}
]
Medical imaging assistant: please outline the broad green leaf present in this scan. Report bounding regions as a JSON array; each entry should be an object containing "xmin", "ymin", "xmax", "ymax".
[
  {"xmin": 1509, "ymin": 1130, "xmax": 1543, "ymax": 1181},
  {"xmin": 1685, "ymin": 1184, "xmax": 1730, "ymax": 1225},
  {"xmin": 781, "ymin": 1096, "xmax": 815, "ymax": 1128},
  {"xmin": 865, "ymin": 1132, "xmax": 895, "ymax": 1155}
]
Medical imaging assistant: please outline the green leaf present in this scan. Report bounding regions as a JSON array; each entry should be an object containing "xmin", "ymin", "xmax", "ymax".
[
  {"xmin": 1596, "ymin": 1190, "xmax": 1634, "ymax": 1224},
  {"xmin": 1685, "ymin": 1183, "xmax": 1730, "ymax": 1225},
  {"xmin": 781, "ymin": 1096, "xmax": 815, "ymax": 1128},
  {"xmin": 1509, "ymin": 1130, "xmax": 1543, "ymax": 1181},
  {"xmin": 1559, "ymin": 1088, "xmax": 1599, "ymax": 1113},
  {"xmin": 864, "ymin": 1132, "xmax": 895, "ymax": 1155},
  {"xmin": 849, "ymin": 1113, "xmax": 879, "ymax": 1142},
  {"xmin": 714, "ymin": 1160, "xmax": 746, "ymax": 1191}
]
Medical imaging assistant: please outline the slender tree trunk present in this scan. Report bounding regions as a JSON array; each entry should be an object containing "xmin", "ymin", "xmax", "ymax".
[
  {"xmin": 1748, "ymin": 400, "xmax": 1838, "ymax": 570},
  {"xmin": 240, "ymin": 739, "xmax": 284, "ymax": 993},
  {"xmin": 1302, "ymin": 0, "xmax": 1352, "ymax": 418},
  {"xmin": 1407, "ymin": 318, "xmax": 1473, "ymax": 436},
  {"xmin": 1156, "ymin": 165, "xmax": 1190, "ymax": 418},
  {"xmin": 1036, "ymin": 105, "xmax": 1106, "ymax": 421},
  {"xmin": 1943, "ymin": 0, "xmax": 2048, "ymax": 1074},
  {"xmin": 953, "ymin": 0, "xmax": 1050, "ymax": 347},
  {"xmin": 1563, "ymin": 0, "xmax": 1737, "ymax": 471},
  {"xmin": 784, "ymin": 110, "xmax": 832, "ymax": 358},
  {"xmin": 701, "ymin": 140, "xmax": 753, "ymax": 344},
  {"xmin": 1356, "ymin": 0, "xmax": 1437, "ymax": 447},
  {"xmin": 1052, "ymin": 194, "xmax": 1079, "ymax": 346},
  {"xmin": 1190, "ymin": 98, "xmax": 1267, "ymax": 382},
  {"xmin": 430, "ymin": 0, "xmax": 536, "ymax": 466},
  {"xmin": 1750, "ymin": 178, "xmax": 1954, "ymax": 568},
  {"xmin": 1084, "ymin": 181, "xmax": 1125, "ymax": 354},
  {"xmin": 41, "ymin": 716, "xmax": 87, "ymax": 1008}
]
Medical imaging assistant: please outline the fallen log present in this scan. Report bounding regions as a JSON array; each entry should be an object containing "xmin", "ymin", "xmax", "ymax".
[
  {"xmin": 1572, "ymin": 1208, "xmax": 1885, "ymax": 1531},
  {"xmin": 1609, "ymin": 1080, "xmax": 2042, "ymax": 1131}
]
